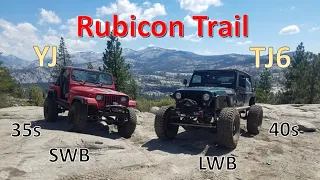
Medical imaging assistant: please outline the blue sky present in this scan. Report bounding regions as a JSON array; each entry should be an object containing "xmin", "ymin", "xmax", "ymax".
[{"xmin": 0, "ymin": 0, "xmax": 319, "ymax": 60}]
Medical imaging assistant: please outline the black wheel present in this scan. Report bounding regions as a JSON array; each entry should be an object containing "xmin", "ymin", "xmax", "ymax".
[
  {"xmin": 247, "ymin": 105, "xmax": 263, "ymax": 135},
  {"xmin": 68, "ymin": 102, "xmax": 88, "ymax": 133},
  {"xmin": 217, "ymin": 108, "xmax": 240, "ymax": 149},
  {"xmin": 117, "ymin": 108, "xmax": 137, "ymax": 138},
  {"xmin": 154, "ymin": 106, "xmax": 179, "ymax": 139},
  {"xmin": 43, "ymin": 96, "xmax": 58, "ymax": 122}
]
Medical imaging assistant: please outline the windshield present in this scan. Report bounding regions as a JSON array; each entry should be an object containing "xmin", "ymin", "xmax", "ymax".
[
  {"xmin": 71, "ymin": 69, "xmax": 113, "ymax": 85},
  {"xmin": 189, "ymin": 71, "xmax": 236, "ymax": 88}
]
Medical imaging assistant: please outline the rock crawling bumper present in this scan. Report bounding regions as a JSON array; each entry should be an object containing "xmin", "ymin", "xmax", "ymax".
[{"xmin": 99, "ymin": 105, "xmax": 130, "ymax": 117}]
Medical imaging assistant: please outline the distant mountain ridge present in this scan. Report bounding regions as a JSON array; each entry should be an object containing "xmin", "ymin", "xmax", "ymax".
[{"xmin": 0, "ymin": 46, "xmax": 291, "ymax": 84}]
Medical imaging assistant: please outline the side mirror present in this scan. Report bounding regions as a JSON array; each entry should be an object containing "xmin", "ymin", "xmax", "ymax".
[{"xmin": 183, "ymin": 79, "xmax": 188, "ymax": 86}]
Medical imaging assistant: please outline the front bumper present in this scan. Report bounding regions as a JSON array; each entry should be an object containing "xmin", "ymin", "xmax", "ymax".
[
  {"xmin": 175, "ymin": 98, "xmax": 213, "ymax": 117},
  {"xmin": 99, "ymin": 105, "xmax": 129, "ymax": 117}
]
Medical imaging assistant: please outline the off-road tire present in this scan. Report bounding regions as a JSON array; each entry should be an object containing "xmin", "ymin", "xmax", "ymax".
[
  {"xmin": 217, "ymin": 108, "xmax": 240, "ymax": 149},
  {"xmin": 43, "ymin": 96, "xmax": 58, "ymax": 122},
  {"xmin": 247, "ymin": 105, "xmax": 263, "ymax": 135},
  {"xmin": 154, "ymin": 106, "xmax": 179, "ymax": 139},
  {"xmin": 117, "ymin": 108, "xmax": 137, "ymax": 138},
  {"xmin": 68, "ymin": 102, "xmax": 88, "ymax": 133}
]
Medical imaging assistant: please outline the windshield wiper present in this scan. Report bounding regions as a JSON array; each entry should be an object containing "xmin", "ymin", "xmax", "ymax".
[
  {"xmin": 78, "ymin": 80, "xmax": 86, "ymax": 85},
  {"xmin": 93, "ymin": 82, "xmax": 103, "ymax": 87}
]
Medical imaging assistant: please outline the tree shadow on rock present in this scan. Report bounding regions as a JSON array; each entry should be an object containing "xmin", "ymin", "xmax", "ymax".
[
  {"xmin": 142, "ymin": 128, "xmax": 235, "ymax": 156},
  {"xmin": 30, "ymin": 115, "xmax": 121, "ymax": 140}
]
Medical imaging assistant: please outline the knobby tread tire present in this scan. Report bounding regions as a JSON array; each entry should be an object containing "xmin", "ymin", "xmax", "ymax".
[
  {"xmin": 118, "ymin": 108, "xmax": 137, "ymax": 138},
  {"xmin": 68, "ymin": 102, "xmax": 88, "ymax": 133},
  {"xmin": 43, "ymin": 97, "xmax": 58, "ymax": 122},
  {"xmin": 247, "ymin": 105, "xmax": 263, "ymax": 135},
  {"xmin": 217, "ymin": 108, "xmax": 240, "ymax": 149},
  {"xmin": 154, "ymin": 106, "xmax": 179, "ymax": 139}
]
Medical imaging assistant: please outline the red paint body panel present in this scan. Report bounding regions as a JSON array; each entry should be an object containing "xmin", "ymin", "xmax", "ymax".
[
  {"xmin": 128, "ymin": 100, "xmax": 137, "ymax": 107},
  {"xmin": 48, "ymin": 66, "xmax": 137, "ymax": 109}
]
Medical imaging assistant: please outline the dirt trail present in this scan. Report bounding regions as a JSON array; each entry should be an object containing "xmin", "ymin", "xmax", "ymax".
[{"xmin": 0, "ymin": 104, "xmax": 320, "ymax": 180}]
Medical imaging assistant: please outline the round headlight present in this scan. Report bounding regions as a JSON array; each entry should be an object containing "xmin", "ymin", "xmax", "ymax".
[
  {"xmin": 175, "ymin": 92, "xmax": 182, "ymax": 99},
  {"xmin": 121, "ymin": 96, "xmax": 128, "ymax": 102},
  {"xmin": 203, "ymin": 93, "xmax": 210, "ymax": 101},
  {"xmin": 96, "ymin": 95, "xmax": 104, "ymax": 101}
]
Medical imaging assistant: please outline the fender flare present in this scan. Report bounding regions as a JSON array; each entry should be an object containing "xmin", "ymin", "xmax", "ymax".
[
  {"xmin": 47, "ymin": 89, "xmax": 57, "ymax": 100},
  {"xmin": 72, "ymin": 96, "xmax": 88, "ymax": 105},
  {"xmin": 71, "ymin": 96, "xmax": 98, "ymax": 106}
]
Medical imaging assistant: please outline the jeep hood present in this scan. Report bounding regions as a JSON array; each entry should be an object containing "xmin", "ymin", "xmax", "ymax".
[
  {"xmin": 70, "ymin": 86, "xmax": 128, "ymax": 96},
  {"xmin": 176, "ymin": 87, "xmax": 235, "ymax": 95}
]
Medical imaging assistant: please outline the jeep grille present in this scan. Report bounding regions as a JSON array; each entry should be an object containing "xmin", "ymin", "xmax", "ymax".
[
  {"xmin": 180, "ymin": 91, "xmax": 204, "ymax": 103},
  {"xmin": 105, "ymin": 95, "xmax": 122, "ymax": 105}
]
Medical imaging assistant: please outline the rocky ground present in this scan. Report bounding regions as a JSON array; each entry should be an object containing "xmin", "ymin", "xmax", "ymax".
[{"xmin": 0, "ymin": 104, "xmax": 319, "ymax": 180}]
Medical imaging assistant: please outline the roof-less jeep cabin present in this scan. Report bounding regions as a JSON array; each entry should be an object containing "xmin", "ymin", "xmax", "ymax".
[{"xmin": 44, "ymin": 66, "xmax": 137, "ymax": 138}]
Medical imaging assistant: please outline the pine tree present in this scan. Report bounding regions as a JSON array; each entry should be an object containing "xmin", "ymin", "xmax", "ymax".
[
  {"xmin": 0, "ymin": 52, "xmax": 25, "ymax": 98},
  {"xmin": 257, "ymin": 68, "xmax": 272, "ymax": 93},
  {"xmin": 87, "ymin": 61, "xmax": 94, "ymax": 69},
  {"xmin": 280, "ymin": 42, "xmax": 320, "ymax": 104},
  {"xmin": 280, "ymin": 42, "xmax": 307, "ymax": 103},
  {"xmin": 29, "ymin": 85, "xmax": 44, "ymax": 106},
  {"xmin": 51, "ymin": 37, "xmax": 72, "ymax": 81},
  {"xmin": 255, "ymin": 68, "xmax": 273, "ymax": 103},
  {"xmin": 305, "ymin": 52, "xmax": 320, "ymax": 103},
  {"xmin": 125, "ymin": 78, "xmax": 139, "ymax": 99},
  {"xmin": 101, "ymin": 32, "xmax": 138, "ymax": 98}
]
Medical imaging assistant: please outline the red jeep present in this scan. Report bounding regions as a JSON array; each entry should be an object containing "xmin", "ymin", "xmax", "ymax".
[{"xmin": 43, "ymin": 66, "xmax": 137, "ymax": 138}]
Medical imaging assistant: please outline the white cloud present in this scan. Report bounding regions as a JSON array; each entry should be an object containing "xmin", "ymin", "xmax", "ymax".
[
  {"xmin": 183, "ymin": 15, "xmax": 198, "ymax": 27},
  {"xmin": 65, "ymin": 39, "xmax": 97, "ymax": 53},
  {"xmin": 179, "ymin": 0, "xmax": 223, "ymax": 13},
  {"xmin": 182, "ymin": 31, "xmax": 201, "ymax": 42},
  {"xmin": 96, "ymin": 4, "xmax": 118, "ymax": 17},
  {"xmin": 96, "ymin": 0, "xmax": 166, "ymax": 21},
  {"xmin": 236, "ymin": 41, "xmax": 252, "ymax": 45},
  {"xmin": 143, "ymin": 1, "xmax": 151, "ymax": 7},
  {"xmin": 47, "ymin": 28, "xmax": 58, "ymax": 36},
  {"xmin": 38, "ymin": 8, "xmax": 61, "ymax": 25},
  {"xmin": 142, "ymin": 3, "xmax": 166, "ymax": 20},
  {"xmin": 309, "ymin": 27, "xmax": 320, "ymax": 32},
  {"xmin": 0, "ymin": 18, "xmax": 97, "ymax": 60},
  {"xmin": 279, "ymin": 25, "xmax": 300, "ymax": 35},
  {"xmin": 183, "ymin": 15, "xmax": 217, "ymax": 27},
  {"xmin": 117, "ymin": 27, "xmax": 140, "ymax": 41},
  {"xmin": 60, "ymin": 17, "xmax": 110, "ymax": 38},
  {"xmin": 280, "ymin": 6, "xmax": 296, "ymax": 12}
]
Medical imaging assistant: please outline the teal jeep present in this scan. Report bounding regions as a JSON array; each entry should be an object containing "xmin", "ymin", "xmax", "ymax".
[{"xmin": 154, "ymin": 69, "xmax": 263, "ymax": 149}]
